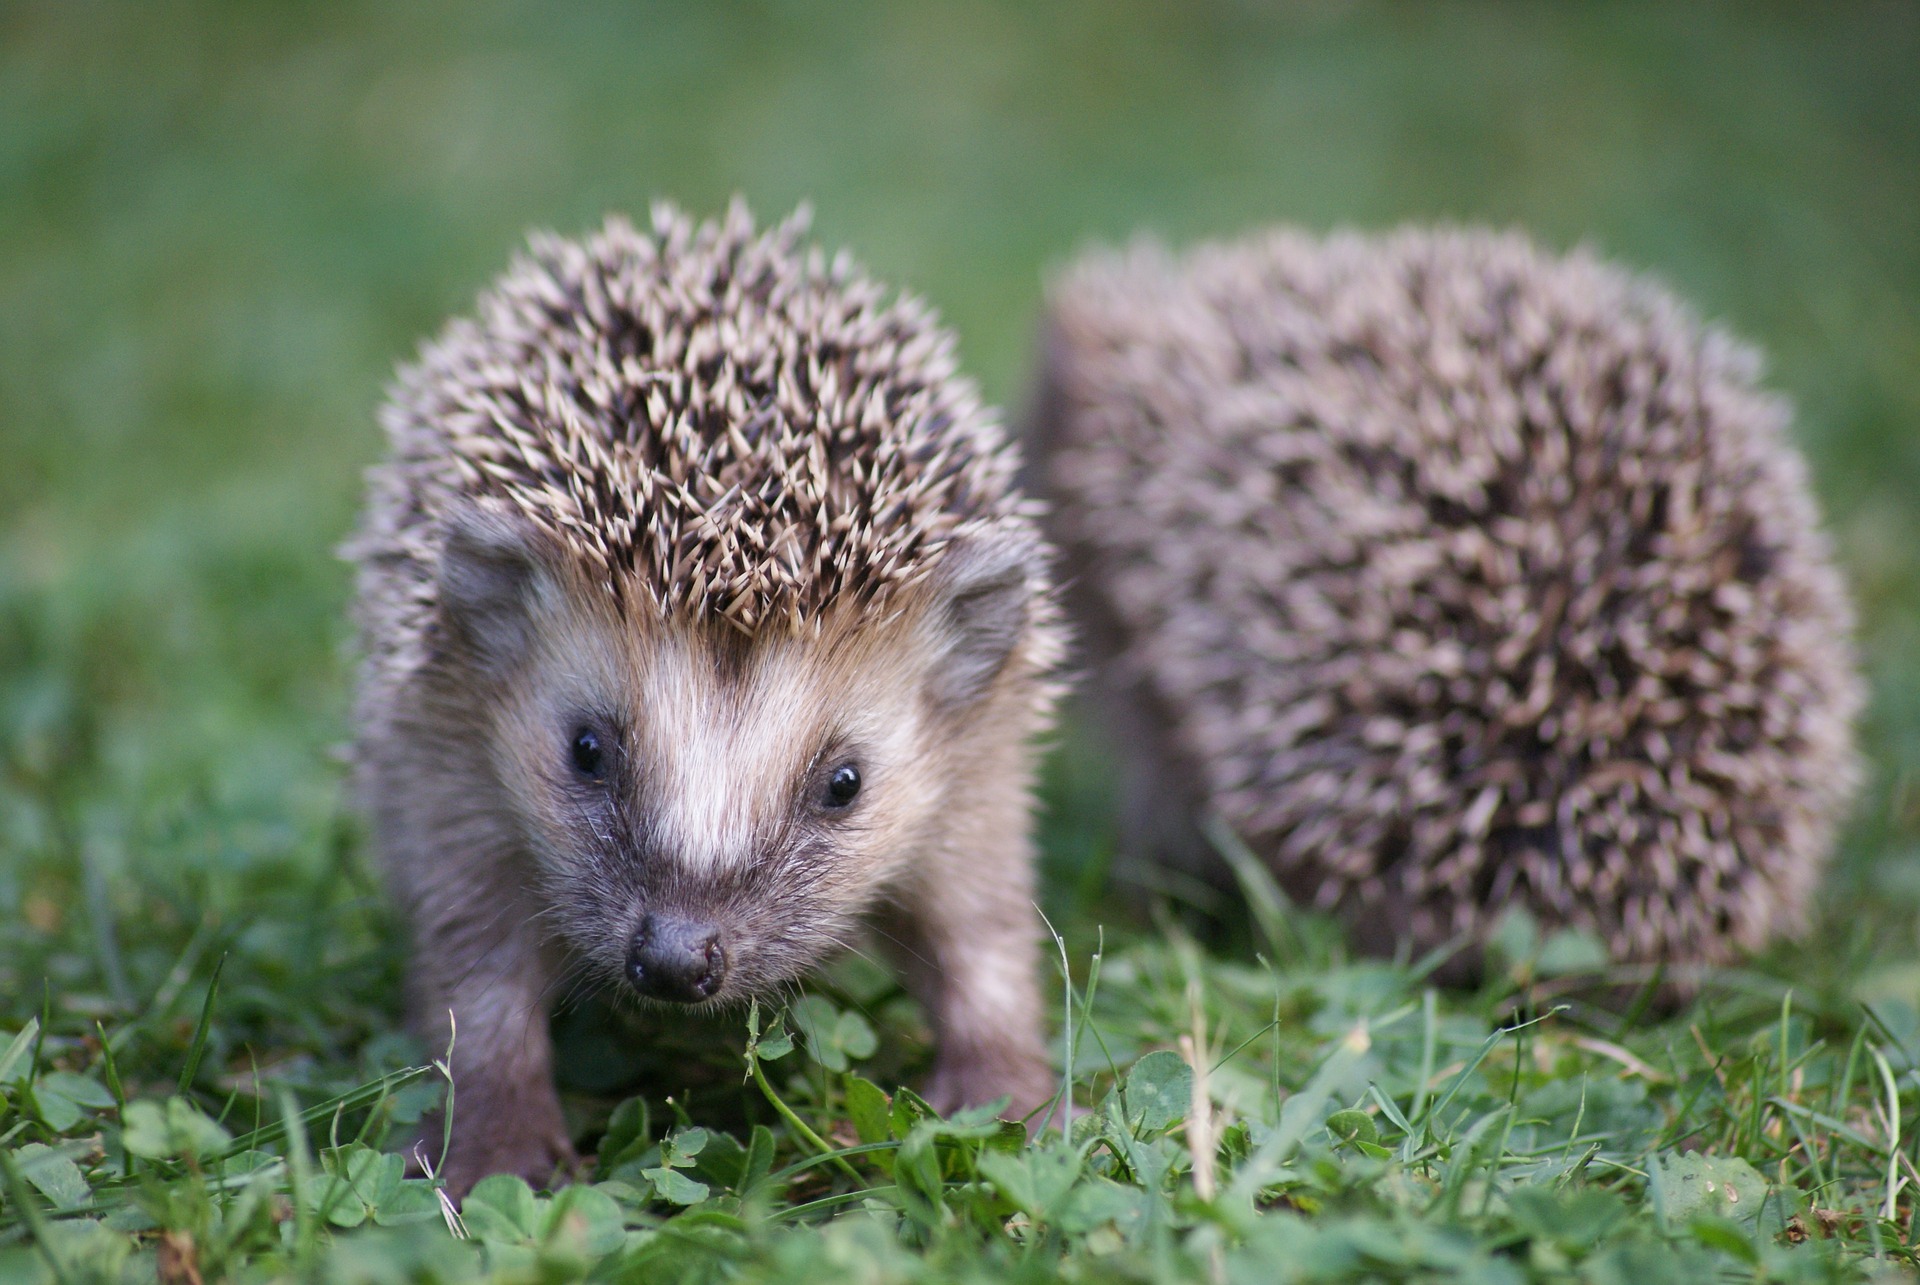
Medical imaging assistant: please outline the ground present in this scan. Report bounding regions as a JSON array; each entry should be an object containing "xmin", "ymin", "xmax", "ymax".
[{"xmin": 3, "ymin": 3, "xmax": 1920, "ymax": 1281}]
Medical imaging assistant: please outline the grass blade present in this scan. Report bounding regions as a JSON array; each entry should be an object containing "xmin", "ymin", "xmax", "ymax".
[
  {"xmin": 176, "ymin": 952, "xmax": 227, "ymax": 1096},
  {"xmin": 217, "ymin": 1065, "xmax": 432, "ymax": 1161}
]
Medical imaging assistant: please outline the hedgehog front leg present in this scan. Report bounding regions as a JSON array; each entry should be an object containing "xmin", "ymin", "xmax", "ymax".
[
  {"xmin": 884, "ymin": 797, "xmax": 1054, "ymax": 1128},
  {"xmin": 401, "ymin": 879, "xmax": 577, "ymax": 1196}
]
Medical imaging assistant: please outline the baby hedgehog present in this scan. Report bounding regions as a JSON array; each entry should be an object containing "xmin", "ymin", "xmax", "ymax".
[
  {"xmin": 1029, "ymin": 226, "xmax": 1861, "ymax": 975},
  {"xmin": 348, "ymin": 202, "xmax": 1064, "ymax": 1193}
]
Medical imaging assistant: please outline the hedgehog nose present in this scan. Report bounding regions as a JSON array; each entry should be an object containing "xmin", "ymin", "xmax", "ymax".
[{"xmin": 627, "ymin": 914, "xmax": 727, "ymax": 1003}]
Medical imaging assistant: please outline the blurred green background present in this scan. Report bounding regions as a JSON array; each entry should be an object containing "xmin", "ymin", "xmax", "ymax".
[{"xmin": 3, "ymin": 1, "xmax": 1919, "ymax": 1043}]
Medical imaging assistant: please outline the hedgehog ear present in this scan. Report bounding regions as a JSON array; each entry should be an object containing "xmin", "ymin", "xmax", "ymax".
[
  {"xmin": 437, "ymin": 501, "xmax": 560, "ymax": 674},
  {"xmin": 925, "ymin": 532, "xmax": 1036, "ymax": 710}
]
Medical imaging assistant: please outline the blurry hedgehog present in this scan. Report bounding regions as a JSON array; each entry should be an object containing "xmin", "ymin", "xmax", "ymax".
[
  {"xmin": 347, "ymin": 202, "xmax": 1064, "ymax": 1193},
  {"xmin": 1027, "ymin": 226, "xmax": 1862, "ymax": 975}
]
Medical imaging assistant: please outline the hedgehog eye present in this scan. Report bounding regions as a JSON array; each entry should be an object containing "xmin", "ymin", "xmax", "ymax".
[
  {"xmin": 823, "ymin": 762, "xmax": 861, "ymax": 808},
  {"xmin": 569, "ymin": 728, "xmax": 605, "ymax": 780}
]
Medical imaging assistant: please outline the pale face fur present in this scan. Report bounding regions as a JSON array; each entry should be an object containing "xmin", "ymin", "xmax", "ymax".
[{"xmin": 486, "ymin": 585, "xmax": 964, "ymax": 1004}]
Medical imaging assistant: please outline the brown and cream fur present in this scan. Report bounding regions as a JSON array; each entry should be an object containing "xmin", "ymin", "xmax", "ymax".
[{"xmin": 347, "ymin": 203, "xmax": 1063, "ymax": 1194}]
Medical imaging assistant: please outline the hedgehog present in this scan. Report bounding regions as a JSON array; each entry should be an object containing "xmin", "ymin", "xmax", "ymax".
[
  {"xmin": 345, "ymin": 201, "xmax": 1065, "ymax": 1194},
  {"xmin": 1026, "ymin": 225, "xmax": 1862, "ymax": 976}
]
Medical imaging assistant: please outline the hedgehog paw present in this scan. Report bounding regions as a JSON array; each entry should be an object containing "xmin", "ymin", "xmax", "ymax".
[
  {"xmin": 924, "ymin": 1047, "xmax": 1057, "ymax": 1132},
  {"xmin": 405, "ymin": 1120, "xmax": 579, "ymax": 1200}
]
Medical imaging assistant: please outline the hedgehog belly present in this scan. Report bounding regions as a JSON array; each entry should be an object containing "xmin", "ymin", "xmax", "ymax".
[{"xmin": 1029, "ymin": 225, "xmax": 1863, "ymax": 974}]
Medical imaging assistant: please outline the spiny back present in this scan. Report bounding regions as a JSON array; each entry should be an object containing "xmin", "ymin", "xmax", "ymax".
[
  {"xmin": 352, "ymin": 201, "xmax": 1023, "ymax": 675},
  {"xmin": 1040, "ymin": 226, "xmax": 1862, "ymax": 966}
]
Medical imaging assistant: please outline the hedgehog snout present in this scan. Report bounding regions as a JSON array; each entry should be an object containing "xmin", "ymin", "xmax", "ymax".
[{"xmin": 626, "ymin": 912, "xmax": 727, "ymax": 1004}]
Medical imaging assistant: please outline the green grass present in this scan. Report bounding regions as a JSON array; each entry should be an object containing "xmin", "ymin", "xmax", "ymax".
[{"xmin": 3, "ymin": 2, "xmax": 1920, "ymax": 1280}]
